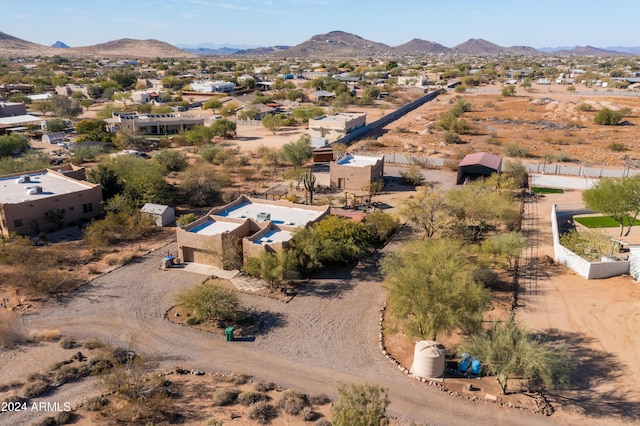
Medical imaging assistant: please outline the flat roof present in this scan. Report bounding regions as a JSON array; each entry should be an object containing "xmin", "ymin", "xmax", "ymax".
[
  {"xmin": 0, "ymin": 171, "xmax": 93, "ymax": 204},
  {"xmin": 217, "ymin": 200, "xmax": 324, "ymax": 228},
  {"xmin": 335, "ymin": 154, "xmax": 383, "ymax": 167},
  {"xmin": 188, "ymin": 219, "xmax": 242, "ymax": 236},
  {"xmin": 313, "ymin": 112, "xmax": 365, "ymax": 123},
  {"xmin": 253, "ymin": 229, "xmax": 293, "ymax": 245},
  {"xmin": 0, "ymin": 115, "xmax": 42, "ymax": 126}
]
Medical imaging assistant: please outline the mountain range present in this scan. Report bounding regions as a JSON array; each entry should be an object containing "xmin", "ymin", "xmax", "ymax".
[{"xmin": 0, "ymin": 30, "xmax": 635, "ymax": 59}]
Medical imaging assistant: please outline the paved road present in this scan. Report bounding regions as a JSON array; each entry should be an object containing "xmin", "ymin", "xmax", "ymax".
[{"xmin": 21, "ymin": 242, "xmax": 556, "ymax": 425}]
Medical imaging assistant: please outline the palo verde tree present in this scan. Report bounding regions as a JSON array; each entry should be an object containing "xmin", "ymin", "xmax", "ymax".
[
  {"xmin": 582, "ymin": 174, "xmax": 640, "ymax": 236},
  {"xmin": 398, "ymin": 185, "xmax": 451, "ymax": 238},
  {"xmin": 381, "ymin": 238, "xmax": 490, "ymax": 341},
  {"xmin": 460, "ymin": 320, "xmax": 576, "ymax": 394},
  {"xmin": 262, "ymin": 114, "xmax": 286, "ymax": 135},
  {"xmin": 174, "ymin": 281, "xmax": 240, "ymax": 324},
  {"xmin": 278, "ymin": 135, "xmax": 313, "ymax": 167}
]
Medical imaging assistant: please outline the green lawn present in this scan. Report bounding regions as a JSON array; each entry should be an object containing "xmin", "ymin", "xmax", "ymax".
[
  {"xmin": 532, "ymin": 187, "xmax": 564, "ymax": 194},
  {"xmin": 574, "ymin": 216, "xmax": 640, "ymax": 228}
]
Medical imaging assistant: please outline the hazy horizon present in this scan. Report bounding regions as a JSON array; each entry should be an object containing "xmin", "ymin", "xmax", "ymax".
[{"xmin": 3, "ymin": 0, "xmax": 639, "ymax": 49}]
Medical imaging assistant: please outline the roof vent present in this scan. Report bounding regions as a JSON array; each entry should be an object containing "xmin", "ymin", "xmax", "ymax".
[
  {"xmin": 27, "ymin": 186, "xmax": 43, "ymax": 195},
  {"xmin": 17, "ymin": 175, "xmax": 31, "ymax": 183}
]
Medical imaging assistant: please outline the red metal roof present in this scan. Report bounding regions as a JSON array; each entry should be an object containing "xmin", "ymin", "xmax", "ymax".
[{"xmin": 458, "ymin": 152, "xmax": 502, "ymax": 170}]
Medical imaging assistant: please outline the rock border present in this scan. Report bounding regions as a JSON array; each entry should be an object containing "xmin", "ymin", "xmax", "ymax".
[{"xmin": 377, "ymin": 302, "xmax": 554, "ymax": 416}]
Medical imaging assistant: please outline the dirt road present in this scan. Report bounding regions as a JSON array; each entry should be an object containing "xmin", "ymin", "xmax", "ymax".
[
  {"xmin": 517, "ymin": 191, "xmax": 640, "ymax": 425},
  {"xmin": 14, "ymin": 242, "xmax": 555, "ymax": 426}
]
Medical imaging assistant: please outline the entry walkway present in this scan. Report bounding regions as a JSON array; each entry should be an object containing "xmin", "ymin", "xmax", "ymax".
[{"xmin": 180, "ymin": 262, "xmax": 267, "ymax": 292}]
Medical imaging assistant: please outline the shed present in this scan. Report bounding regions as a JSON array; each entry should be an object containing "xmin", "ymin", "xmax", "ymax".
[
  {"xmin": 456, "ymin": 152, "xmax": 502, "ymax": 185},
  {"xmin": 141, "ymin": 203, "xmax": 175, "ymax": 227},
  {"xmin": 42, "ymin": 132, "xmax": 66, "ymax": 144}
]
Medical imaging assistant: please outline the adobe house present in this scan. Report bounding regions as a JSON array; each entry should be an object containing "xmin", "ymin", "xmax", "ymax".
[
  {"xmin": 308, "ymin": 112, "xmax": 366, "ymax": 142},
  {"xmin": 456, "ymin": 152, "xmax": 502, "ymax": 185},
  {"xmin": 176, "ymin": 195, "xmax": 329, "ymax": 269},
  {"xmin": 0, "ymin": 165, "xmax": 102, "ymax": 236},
  {"xmin": 330, "ymin": 154, "xmax": 384, "ymax": 191}
]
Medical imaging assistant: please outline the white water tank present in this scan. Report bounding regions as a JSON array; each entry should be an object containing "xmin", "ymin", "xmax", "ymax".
[{"xmin": 410, "ymin": 340, "xmax": 445, "ymax": 379}]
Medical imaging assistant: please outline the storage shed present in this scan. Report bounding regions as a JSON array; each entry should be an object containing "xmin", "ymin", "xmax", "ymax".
[
  {"xmin": 141, "ymin": 203, "xmax": 175, "ymax": 227},
  {"xmin": 410, "ymin": 340, "xmax": 446, "ymax": 379},
  {"xmin": 456, "ymin": 152, "xmax": 502, "ymax": 185}
]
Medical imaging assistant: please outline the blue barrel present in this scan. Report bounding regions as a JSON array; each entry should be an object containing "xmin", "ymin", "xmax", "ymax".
[
  {"xmin": 459, "ymin": 353, "xmax": 470, "ymax": 373},
  {"xmin": 471, "ymin": 357, "xmax": 481, "ymax": 375}
]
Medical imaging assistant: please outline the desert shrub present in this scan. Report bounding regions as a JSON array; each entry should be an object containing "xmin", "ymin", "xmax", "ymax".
[
  {"xmin": 362, "ymin": 211, "xmax": 399, "ymax": 242},
  {"xmin": 27, "ymin": 372, "xmax": 48, "ymax": 383},
  {"xmin": 398, "ymin": 166, "xmax": 423, "ymax": 186},
  {"xmin": 84, "ymin": 395, "xmax": 109, "ymax": 411},
  {"xmin": 238, "ymin": 391, "xmax": 270, "ymax": 406},
  {"xmin": 278, "ymin": 390, "xmax": 309, "ymax": 415},
  {"xmin": 205, "ymin": 417, "xmax": 224, "ymax": 426},
  {"xmin": 153, "ymin": 149, "xmax": 187, "ymax": 172},
  {"xmin": 176, "ymin": 213, "xmax": 199, "ymax": 227},
  {"xmin": 255, "ymin": 381, "xmax": 277, "ymax": 392},
  {"xmin": 444, "ymin": 132, "xmax": 464, "ymax": 144},
  {"xmin": 175, "ymin": 283, "xmax": 240, "ymax": 324},
  {"xmin": 313, "ymin": 419, "xmax": 331, "ymax": 426},
  {"xmin": 112, "ymin": 347, "xmax": 135, "ymax": 365},
  {"xmin": 212, "ymin": 389, "xmax": 240, "ymax": 406},
  {"xmin": 83, "ymin": 339, "xmax": 105, "ymax": 350},
  {"xmin": 502, "ymin": 143, "xmax": 529, "ymax": 158},
  {"xmin": 199, "ymin": 144, "xmax": 221, "ymax": 163},
  {"xmin": 560, "ymin": 229, "xmax": 611, "ymax": 261},
  {"xmin": 53, "ymin": 365, "xmax": 81, "ymax": 385},
  {"xmin": 551, "ymin": 152, "xmax": 571, "ymax": 162},
  {"xmin": 577, "ymin": 103, "xmax": 595, "ymax": 112},
  {"xmin": 24, "ymin": 380, "xmax": 52, "ymax": 399},
  {"xmin": 88, "ymin": 357, "xmax": 114, "ymax": 375},
  {"xmin": 308, "ymin": 393, "xmax": 332, "ymax": 405},
  {"xmin": 300, "ymin": 406, "xmax": 318, "ymax": 421},
  {"xmin": 247, "ymin": 401, "xmax": 278, "ymax": 424},
  {"xmin": 608, "ymin": 142, "xmax": 627, "ymax": 152},
  {"xmin": 594, "ymin": 107, "xmax": 624, "ymax": 125},
  {"xmin": 103, "ymin": 251, "xmax": 139, "ymax": 266},
  {"xmin": 60, "ymin": 337, "xmax": 78, "ymax": 349}
]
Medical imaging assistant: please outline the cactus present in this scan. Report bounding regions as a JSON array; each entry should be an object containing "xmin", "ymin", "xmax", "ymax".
[{"xmin": 302, "ymin": 168, "xmax": 316, "ymax": 205}]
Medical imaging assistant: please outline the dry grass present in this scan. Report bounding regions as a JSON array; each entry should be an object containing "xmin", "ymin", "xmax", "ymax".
[
  {"xmin": 103, "ymin": 251, "xmax": 140, "ymax": 266},
  {"xmin": 0, "ymin": 311, "xmax": 27, "ymax": 347},
  {"xmin": 33, "ymin": 329, "xmax": 61, "ymax": 341}
]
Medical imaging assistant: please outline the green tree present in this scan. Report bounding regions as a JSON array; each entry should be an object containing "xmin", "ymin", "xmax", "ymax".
[
  {"xmin": 332, "ymin": 383, "xmax": 390, "ymax": 426},
  {"xmin": 362, "ymin": 210, "xmax": 399, "ymax": 242},
  {"xmin": 479, "ymin": 231, "xmax": 527, "ymax": 272},
  {"xmin": 180, "ymin": 165, "xmax": 223, "ymax": 207},
  {"xmin": 382, "ymin": 238, "xmax": 490, "ymax": 340},
  {"xmin": 460, "ymin": 321, "xmax": 576, "ymax": 394},
  {"xmin": 210, "ymin": 118, "xmax": 236, "ymax": 139},
  {"xmin": 31, "ymin": 100, "xmax": 53, "ymax": 116},
  {"xmin": 203, "ymin": 98, "xmax": 222, "ymax": 113},
  {"xmin": 262, "ymin": 114, "xmax": 286, "ymax": 135},
  {"xmin": 501, "ymin": 85, "xmax": 516, "ymax": 97},
  {"xmin": 50, "ymin": 94, "xmax": 83, "ymax": 118},
  {"xmin": 185, "ymin": 125, "xmax": 215, "ymax": 145},
  {"xmin": 175, "ymin": 282, "xmax": 240, "ymax": 324},
  {"xmin": 112, "ymin": 91, "xmax": 132, "ymax": 108},
  {"xmin": 583, "ymin": 175, "xmax": 640, "ymax": 236},
  {"xmin": 45, "ymin": 118, "xmax": 68, "ymax": 133},
  {"xmin": 292, "ymin": 106, "xmax": 324, "ymax": 124},
  {"xmin": 0, "ymin": 134, "xmax": 29, "ymax": 158},
  {"xmin": 244, "ymin": 250, "xmax": 284, "ymax": 291},
  {"xmin": 278, "ymin": 135, "xmax": 313, "ymax": 167},
  {"xmin": 153, "ymin": 150, "xmax": 187, "ymax": 172},
  {"xmin": 108, "ymin": 68, "xmax": 138, "ymax": 89},
  {"xmin": 399, "ymin": 185, "xmax": 451, "ymax": 238},
  {"xmin": 594, "ymin": 107, "xmax": 625, "ymax": 125},
  {"xmin": 87, "ymin": 162, "xmax": 124, "ymax": 200}
]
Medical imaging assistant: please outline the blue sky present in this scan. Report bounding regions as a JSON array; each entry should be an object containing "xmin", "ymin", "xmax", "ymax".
[{"xmin": 2, "ymin": 0, "xmax": 638, "ymax": 48}]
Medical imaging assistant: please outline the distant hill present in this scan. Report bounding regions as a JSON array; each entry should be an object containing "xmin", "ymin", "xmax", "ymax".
[
  {"xmin": 51, "ymin": 41, "xmax": 69, "ymax": 48},
  {"xmin": 394, "ymin": 39, "xmax": 452, "ymax": 54},
  {"xmin": 552, "ymin": 45, "xmax": 627, "ymax": 55},
  {"xmin": 68, "ymin": 38, "xmax": 196, "ymax": 58},
  {"xmin": 274, "ymin": 31, "xmax": 392, "ymax": 57},
  {"xmin": 182, "ymin": 47, "xmax": 239, "ymax": 55},
  {"xmin": 0, "ymin": 31, "xmax": 58, "ymax": 56},
  {"xmin": 454, "ymin": 38, "xmax": 508, "ymax": 55},
  {"xmin": 605, "ymin": 46, "xmax": 640, "ymax": 54}
]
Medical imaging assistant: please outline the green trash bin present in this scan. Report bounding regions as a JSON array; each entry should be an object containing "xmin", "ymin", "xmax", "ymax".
[{"xmin": 225, "ymin": 327, "xmax": 235, "ymax": 342}]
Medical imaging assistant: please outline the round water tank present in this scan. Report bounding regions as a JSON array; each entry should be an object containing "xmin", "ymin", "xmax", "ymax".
[{"xmin": 410, "ymin": 340, "xmax": 446, "ymax": 379}]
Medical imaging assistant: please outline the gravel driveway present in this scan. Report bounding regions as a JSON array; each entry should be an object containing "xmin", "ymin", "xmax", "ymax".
[{"xmin": 17, "ymin": 241, "xmax": 554, "ymax": 426}]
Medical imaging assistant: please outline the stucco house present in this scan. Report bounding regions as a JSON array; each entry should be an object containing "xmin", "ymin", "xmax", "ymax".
[
  {"xmin": 330, "ymin": 154, "xmax": 384, "ymax": 191},
  {"xmin": 308, "ymin": 112, "xmax": 366, "ymax": 143}
]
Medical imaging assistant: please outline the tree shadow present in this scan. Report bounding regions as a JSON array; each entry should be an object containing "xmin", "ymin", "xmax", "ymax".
[
  {"xmin": 237, "ymin": 309, "xmax": 287, "ymax": 338},
  {"xmin": 534, "ymin": 328, "xmax": 640, "ymax": 423}
]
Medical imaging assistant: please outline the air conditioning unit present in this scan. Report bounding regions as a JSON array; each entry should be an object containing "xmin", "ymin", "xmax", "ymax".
[
  {"xmin": 256, "ymin": 212, "xmax": 271, "ymax": 222},
  {"xmin": 27, "ymin": 186, "xmax": 43, "ymax": 195},
  {"xmin": 17, "ymin": 175, "xmax": 31, "ymax": 183}
]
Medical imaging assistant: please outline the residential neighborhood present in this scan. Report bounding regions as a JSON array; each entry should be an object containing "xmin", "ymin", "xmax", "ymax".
[{"xmin": 1, "ymin": 14, "xmax": 640, "ymax": 425}]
